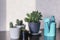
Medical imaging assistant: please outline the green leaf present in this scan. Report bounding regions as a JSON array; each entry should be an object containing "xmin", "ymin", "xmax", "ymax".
[
  {"xmin": 24, "ymin": 18, "xmax": 30, "ymax": 22},
  {"xmin": 26, "ymin": 13, "xmax": 30, "ymax": 17}
]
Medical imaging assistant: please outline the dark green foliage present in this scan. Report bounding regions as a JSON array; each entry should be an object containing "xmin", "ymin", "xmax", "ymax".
[
  {"xmin": 16, "ymin": 19, "xmax": 20, "ymax": 25},
  {"xmin": 16, "ymin": 19, "xmax": 23, "ymax": 25},
  {"xmin": 25, "ymin": 11, "xmax": 42, "ymax": 23},
  {"xmin": 20, "ymin": 20, "xmax": 23, "ymax": 25},
  {"xmin": 10, "ymin": 22, "xmax": 13, "ymax": 28},
  {"xmin": 20, "ymin": 27, "xmax": 25, "ymax": 31}
]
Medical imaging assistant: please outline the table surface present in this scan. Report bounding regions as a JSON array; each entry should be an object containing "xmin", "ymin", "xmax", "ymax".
[
  {"xmin": 11, "ymin": 29, "xmax": 60, "ymax": 40},
  {"xmin": 0, "ymin": 29, "xmax": 60, "ymax": 40}
]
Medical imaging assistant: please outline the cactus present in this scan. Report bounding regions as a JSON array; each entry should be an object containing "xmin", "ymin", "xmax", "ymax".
[
  {"xmin": 20, "ymin": 20, "xmax": 23, "ymax": 25},
  {"xmin": 16, "ymin": 19, "xmax": 23, "ymax": 25},
  {"xmin": 16, "ymin": 19, "xmax": 20, "ymax": 25},
  {"xmin": 10, "ymin": 22, "xmax": 13, "ymax": 28},
  {"xmin": 24, "ymin": 11, "xmax": 43, "ymax": 23}
]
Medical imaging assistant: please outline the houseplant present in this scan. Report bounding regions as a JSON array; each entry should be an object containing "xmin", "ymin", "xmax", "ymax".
[
  {"xmin": 20, "ymin": 25, "xmax": 29, "ymax": 40},
  {"xmin": 24, "ymin": 11, "xmax": 42, "ymax": 33},
  {"xmin": 10, "ymin": 22, "xmax": 20, "ymax": 39},
  {"xmin": 15, "ymin": 19, "xmax": 23, "ymax": 28}
]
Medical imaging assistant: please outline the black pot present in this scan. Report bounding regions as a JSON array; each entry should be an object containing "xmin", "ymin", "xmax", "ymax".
[
  {"xmin": 28, "ymin": 22, "xmax": 40, "ymax": 33},
  {"xmin": 19, "ymin": 30, "xmax": 29, "ymax": 40}
]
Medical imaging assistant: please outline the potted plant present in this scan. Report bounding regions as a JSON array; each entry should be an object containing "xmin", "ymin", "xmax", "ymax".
[
  {"xmin": 15, "ymin": 19, "xmax": 24, "ymax": 28},
  {"xmin": 24, "ymin": 11, "xmax": 42, "ymax": 33},
  {"xmin": 10, "ymin": 22, "xmax": 20, "ymax": 39},
  {"xmin": 20, "ymin": 26, "xmax": 28, "ymax": 40}
]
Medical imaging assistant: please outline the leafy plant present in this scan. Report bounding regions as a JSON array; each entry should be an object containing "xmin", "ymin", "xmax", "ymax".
[
  {"xmin": 10, "ymin": 22, "xmax": 13, "ymax": 28},
  {"xmin": 20, "ymin": 20, "xmax": 23, "ymax": 25},
  {"xmin": 20, "ymin": 24, "xmax": 26, "ymax": 32},
  {"xmin": 24, "ymin": 11, "xmax": 42, "ymax": 23},
  {"xmin": 16, "ymin": 19, "xmax": 23, "ymax": 25},
  {"xmin": 20, "ymin": 27, "xmax": 25, "ymax": 31}
]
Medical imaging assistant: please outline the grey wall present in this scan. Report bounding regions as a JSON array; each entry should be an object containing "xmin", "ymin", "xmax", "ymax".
[
  {"xmin": 36, "ymin": 0, "xmax": 60, "ymax": 29},
  {"xmin": 0, "ymin": 0, "xmax": 6, "ymax": 31}
]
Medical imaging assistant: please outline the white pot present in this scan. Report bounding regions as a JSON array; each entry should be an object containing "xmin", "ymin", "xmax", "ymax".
[
  {"xmin": 16, "ymin": 25, "xmax": 25, "ymax": 28},
  {"xmin": 10, "ymin": 28, "xmax": 20, "ymax": 39},
  {"xmin": 16, "ymin": 25, "xmax": 22, "ymax": 28}
]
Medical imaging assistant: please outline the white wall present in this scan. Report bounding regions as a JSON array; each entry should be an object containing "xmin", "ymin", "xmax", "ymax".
[
  {"xmin": 0, "ymin": 0, "xmax": 6, "ymax": 31},
  {"xmin": 6, "ymin": 0, "xmax": 36, "ymax": 31},
  {"xmin": 0, "ymin": 0, "xmax": 60, "ymax": 31},
  {"xmin": 36, "ymin": 0, "xmax": 60, "ymax": 29}
]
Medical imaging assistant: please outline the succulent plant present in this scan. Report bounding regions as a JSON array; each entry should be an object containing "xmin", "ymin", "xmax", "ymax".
[
  {"xmin": 16, "ymin": 19, "xmax": 23, "ymax": 25},
  {"xmin": 20, "ymin": 20, "xmax": 23, "ymax": 25},
  {"xmin": 10, "ymin": 22, "xmax": 13, "ymax": 28},
  {"xmin": 24, "ymin": 11, "xmax": 42, "ymax": 23},
  {"xmin": 20, "ymin": 27, "xmax": 25, "ymax": 31},
  {"xmin": 20, "ymin": 24, "xmax": 26, "ymax": 32},
  {"xmin": 16, "ymin": 19, "xmax": 20, "ymax": 25}
]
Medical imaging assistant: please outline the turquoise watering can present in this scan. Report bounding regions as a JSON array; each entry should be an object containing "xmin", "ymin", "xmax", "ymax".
[{"xmin": 44, "ymin": 16, "xmax": 56, "ymax": 40}]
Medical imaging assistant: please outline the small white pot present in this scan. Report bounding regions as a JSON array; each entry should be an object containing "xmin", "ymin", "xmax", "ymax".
[
  {"xmin": 16, "ymin": 25, "xmax": 25, "ymax": 28},
  {"xmin": 10, "ymin": 28, "xmax": 20, "ymax": 39},
  {"xmin": 16, "ymin": 25, "xmax": 22, "ymax": 28}
]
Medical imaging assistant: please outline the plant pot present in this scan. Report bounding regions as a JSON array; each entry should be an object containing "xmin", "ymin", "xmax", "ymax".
[
  {"xmin": 28, "ymin": 22, "xmax": 40, "ymax": 33},
  {"xmin": 16, "ymin": 25, "xmax": 22, "ymax": 28},
  {"xmin": 20, "ymin": 30, "xmax": 29, "ymax": 40},
  {"xmin": 10, "ymin": 28, "xmax": 20, "ymax": 39},
  {"xmin": 16, "ymin": 25, "xmax": 25, "ymax": 28}
]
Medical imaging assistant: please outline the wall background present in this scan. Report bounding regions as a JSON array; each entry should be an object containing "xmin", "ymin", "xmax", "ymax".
[
  {"xmin": 0, "ymin": 0, "xmax": 60, "ymax": 31},
  {"xmin": 0, "ymin": 0, "xmax": 6, "ymax": 31},
  {"xmin": 36, "ymin": 0, "xmax": 60, "ymax": 29},
  {"xmin": 6, "ymin": 0, "xmax": 36, "ymax": 31}
]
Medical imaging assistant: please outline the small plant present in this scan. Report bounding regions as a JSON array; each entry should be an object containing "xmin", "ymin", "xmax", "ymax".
[
  {"xmin": 10, "ymin": 22, "xmax": 13, "ymax": 28},
  {"xmin": 16, "ymin": 19, "xmax": 20, "ymax": 25},
  {"xmin": 16, "ymin": 19, "xmax": 23, "ymax": 25},
  {"xmin": 24, "ymin": 11, "xmax": 42, "ymax": 23},
  {"xmin": 20, "ymin": 20, "xmax": 23, "ymax": 25},
  {"xmin": 20, "ymin": 27, "xmax": 25, "ymax": 31}
]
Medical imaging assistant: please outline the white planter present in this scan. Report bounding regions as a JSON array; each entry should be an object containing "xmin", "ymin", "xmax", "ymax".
[
  {"xmin": 16, "ymin": 25, "xmax": 25, "ymax": 28},
  {"xmin": 10, "ymin": 28, "xmax": 20, "ymax": 39},
  {"xmin": 16, "ymin": 25, "xmax": 22, "ymax": 28}
]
